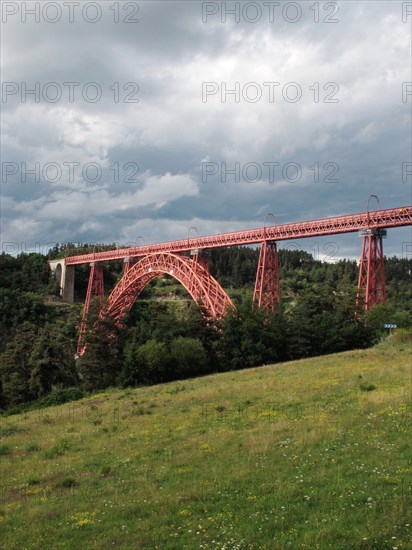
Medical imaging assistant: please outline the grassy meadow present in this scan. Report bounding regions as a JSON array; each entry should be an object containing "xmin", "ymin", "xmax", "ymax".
[{"xmin": 1, "ymin": 332, "xmax": 411, "ymax": 549}]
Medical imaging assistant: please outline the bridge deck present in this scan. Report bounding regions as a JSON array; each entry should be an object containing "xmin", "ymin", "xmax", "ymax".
[{"xmin": 65, "ymin": 206, "xmax": 412, "ymax": 265}]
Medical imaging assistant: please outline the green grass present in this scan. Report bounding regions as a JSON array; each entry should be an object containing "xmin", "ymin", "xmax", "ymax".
[{"xmin": 0, "ymin": 334, "xmax": 411, "ymax": 549}]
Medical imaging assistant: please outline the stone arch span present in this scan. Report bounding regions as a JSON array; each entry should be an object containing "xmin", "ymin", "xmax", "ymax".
[{"xmin": 105, "ymin": 253, "xmax": 234, "ymax": 322}]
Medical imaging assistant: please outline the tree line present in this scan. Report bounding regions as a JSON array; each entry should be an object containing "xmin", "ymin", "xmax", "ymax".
[{"xmin": 0, "ymin": 247, "xmax": 410, "ymax": 411}]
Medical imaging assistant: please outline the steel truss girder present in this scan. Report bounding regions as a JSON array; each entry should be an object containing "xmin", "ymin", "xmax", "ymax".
[
  {"xmin": 77, "ymin": 263, "xmax": 104, "ymax": 355},
  {"xmin": 253, "ymin": 241, "xmax": 281, "ymax": 313},
  {"xmin": 356, "ymin": 233, "xmax": 387, "ymax": 311},
  {"xmin": 105, "ymin": 252, "xmax": 234, "ymax": 323},
  {"xmin": 65, "ymin": 206, "xmax": 411, "ymax": 266}
]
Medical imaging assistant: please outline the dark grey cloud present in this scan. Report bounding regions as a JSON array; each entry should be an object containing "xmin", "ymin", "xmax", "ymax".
[{"xmin": 1, "ymin": 0, "xmax": 411, "ymax": 260}]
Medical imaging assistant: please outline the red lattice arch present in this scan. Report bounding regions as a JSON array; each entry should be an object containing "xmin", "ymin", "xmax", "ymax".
[{"xmin": 105, "ymin": 253, "xmax": 234, "ymax": 321}]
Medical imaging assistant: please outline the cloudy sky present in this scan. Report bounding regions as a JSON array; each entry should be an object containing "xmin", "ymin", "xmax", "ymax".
[{"xmin": 1, "ymin": 0, "xmax": 411, "ymax": 260}]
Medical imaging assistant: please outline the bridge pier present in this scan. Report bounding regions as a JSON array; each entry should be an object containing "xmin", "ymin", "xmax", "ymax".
[
  {"xmin": 253, "ymin": 241, "xmax": 281, "ymax": 313},
  {"xmin": 191, "ymin": 249, "xmax": 209, "ymax": 272},
  {"xmin": 123, "ymin": 257, "xmax": 131, "ymax": 274},
  {"xmin": 356, "ymin": 229, "xmax": 387, "ymax": 310},
  {"xmin": 49, "ymin": 259, "xmax": 74, "ymax": 302}
]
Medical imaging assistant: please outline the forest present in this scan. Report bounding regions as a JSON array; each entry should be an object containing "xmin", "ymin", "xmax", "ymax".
[{"xmin": 0, "ymin": 245, "xmax": 410, "ymax": 412}]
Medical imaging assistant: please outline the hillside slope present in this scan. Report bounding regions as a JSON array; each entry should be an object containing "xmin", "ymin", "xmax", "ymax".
[{"xmin": 1, "ymin": 335, "xmax": 411, "ymax": 549}]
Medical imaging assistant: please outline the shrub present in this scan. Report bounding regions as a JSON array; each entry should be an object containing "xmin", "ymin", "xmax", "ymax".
[
  {"xmin": 43, "ymin": 439, "xmax": 71, "ymax": 459},
  {"xmin": 56, "ymin": 477, "xmax": 76, "ymax": 488},
  {"xmin": 27, "ymin": 476, "xmax": 41, "ymax": 486},
  {"xmin": 359, "ymin": 383, "xmax": 376, "ymax": 392},
  {"xmin": 37, "ymin": 386, "xmax": 84, "ymax": 407},
  {"xmin": 118, "ymin": 340, "xmax": 171, "ymax": 386},
  {"xmin": 0, "ymin": 424, "xmax": 25, "ymax": 438},
  {"xmin": 170, "ymin": 337, "xmax": 207, "ymax": 378},
  {"xmin": 0, "ymin": 444, "xmax": 11, "ymax": 455}
]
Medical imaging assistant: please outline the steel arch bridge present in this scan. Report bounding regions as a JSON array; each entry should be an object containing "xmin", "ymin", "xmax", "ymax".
[
  {"xmin": 105, "ymin": 252, "xmax": 234, "ymax": 321},
  {"xmin": 47, "ymin": 201, "xmax": 412, "ymax": 356}
]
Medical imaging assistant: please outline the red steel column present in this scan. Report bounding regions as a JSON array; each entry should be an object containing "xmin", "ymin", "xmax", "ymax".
[
  {"xmin": 356, "ymin": 229, "xmax": 387, "ymax": 311},
  {"xmin": 76, "ymin": 262, "xmax": 104, "ymax": 356},
  {"xmin": 191, "ymin": 249, "xmax": 208, "ymax": 272},
  {"xmin": 253, "ymin": 241, "xmax": 281, "ymax": 313}
]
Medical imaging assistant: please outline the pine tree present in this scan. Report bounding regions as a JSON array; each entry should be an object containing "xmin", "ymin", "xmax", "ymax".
[
  {"xmin": 76, "ymin": 301, "xmax": 123, "ymax": 391},
  {"xmin": 0, "ymin": 324, "xmax": 36, "ymax": 405},
  {"xmin": 28, "ymin": 325, "xmax": 78, "ymax": 398}
]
